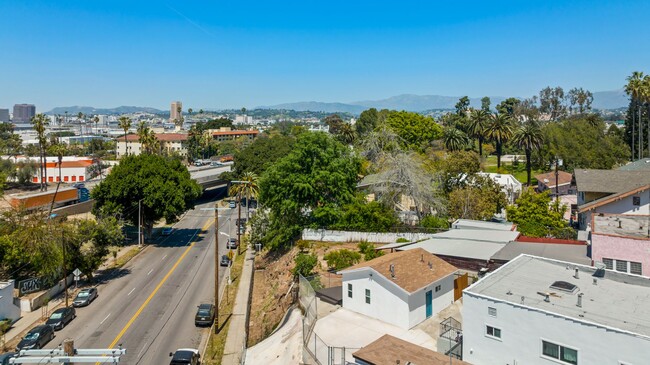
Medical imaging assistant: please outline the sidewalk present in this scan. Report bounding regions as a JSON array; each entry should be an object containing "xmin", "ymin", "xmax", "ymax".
[{"xmin": 221, "ymin": 246, "xmax": 256, "ymax": 365}]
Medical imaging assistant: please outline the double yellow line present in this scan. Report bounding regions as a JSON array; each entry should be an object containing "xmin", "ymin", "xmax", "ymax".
[{"xmin": 106, "ymin": 218, "xmax": 213, "ymax": 350}]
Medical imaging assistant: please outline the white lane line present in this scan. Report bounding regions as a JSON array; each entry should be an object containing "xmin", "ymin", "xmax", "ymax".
[
  {"xmin": 147, "ymin": 269, "xmax": 154, "ymax": 276},
  {"xmin": 162, "ymin": 254, "xmax": 167, "ymax": 261},
  {"xmin": 127, "ymin": 287, "xmax": 136, "ymax": 296},
  {"xmin": 137, "ymin": 345, "xmax": 147, "ymax": 359},
  {"xmin": 100, "ymin": 313, "xmax": 111, "ymax": 325}
]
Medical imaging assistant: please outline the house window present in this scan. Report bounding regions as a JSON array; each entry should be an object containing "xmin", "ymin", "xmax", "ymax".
[
  {"xmin": 604, "ymin": 258, "xmax": 642, "ymax": 275},
  {"xmin": 616, "ymin": 260, "xmax": 629, "ymax": 273},
  {"xmin": 486, "ymin": 325, "xmax": 501, "ymax": 339},
  {"xmin": 602, "ymin": 258, "xmax": 613, "ymax": 270},
  {"xmin": 630, "ymin": 262, "xmax": 643, "ymax": 275},
  {"xmin": 365, "ymin": 289, "xmax": 371, "ymax": 304},
  {"xmin": 632, "ymin": 196, "xmax": 641, "ymax": 206},
  {"xmin": 435, "ymin": 285, "xmax": 441, "ymax": 292},
  {"xmin": 542, "ymin": 340, "xmax": 578, "ymax": 365},
  {"xmin": 488, "ymin": 307, "xmax": 497, "ymax": 317},
  {"xmin": 347, "ymin": 283, "xmax": 352, "ymax": 298}
]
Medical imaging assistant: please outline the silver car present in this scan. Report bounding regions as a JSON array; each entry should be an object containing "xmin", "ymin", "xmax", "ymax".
[{"xmin": 72, "ymin": 287, "xmax": 98, "ymax": 307}]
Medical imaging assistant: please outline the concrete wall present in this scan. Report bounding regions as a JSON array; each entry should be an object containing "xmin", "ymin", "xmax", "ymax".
[
  {"xmin": 19, "ymin": 275, "xmax": 74, "ymax": 312},
  {"xmin": 592, "ymin": 233, "xmax": 650, "ymax": 277},
  {"xmin": 302, "ymin": 229, "xmax": 437, "ymax": 243},
  {"xmin": 407, "ymin": 275, "xmax": 455, "ymax": 328},
  {"xmin": 0, "ymin": 281, "xmax": 20, "ymax": 322},
  {"xmin": 462, "ymin": 292, "xmax": 650, "ymax": 365}
]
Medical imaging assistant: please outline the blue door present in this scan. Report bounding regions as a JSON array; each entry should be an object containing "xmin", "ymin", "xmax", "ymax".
[{"xmin": 425, "ymin": 290, "xmax": 433, "ymax": 318}]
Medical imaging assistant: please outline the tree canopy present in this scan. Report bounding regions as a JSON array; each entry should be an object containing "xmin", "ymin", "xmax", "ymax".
[
  {"xmin": 506, "ymin": 189, "xmax": 574, "ymax": 238},
  {"xmin": 385, "ymin": 110, "xmax": 443, "ymax": 151},
  {"xmin": 231, "ymin": 134, "xmax": 295, "ymax": 178}
]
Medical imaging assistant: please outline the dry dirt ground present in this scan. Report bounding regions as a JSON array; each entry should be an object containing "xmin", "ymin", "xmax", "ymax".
[{"xmin": 247, "ymin": 241, "xmax": 373, "ymax": 347}]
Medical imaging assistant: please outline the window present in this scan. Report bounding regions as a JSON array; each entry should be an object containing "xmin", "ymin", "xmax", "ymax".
[
  {"xmin": 486, "ymin": 325, "xmax": 501, "ymax": 339},
  {"xmin": 602, "ymin": 258, "xmax": 613, "ymax": 270},
  {"xmin": 616, "ymin": 260, "xmax": 629, "ymax": 273},
  {"xmin": 347, "ymin": 284, "xmax": 352, "ymax": 298},
  {"xmin": 488, "ymin": 307, "xmax": 497, "ymax": 317},
  {"xmin": 435, "ymin": 285, "xmax": 441, "ymax": 292},
  {"xmin": 632, "ymin": 196, "xmax": 641, "ymax": 206},
  {"xmin": 542, "ymin": 340, "xmax": 578, "ymax": 365},
  {"xmin": 365, "ymin": 289, "xmax": 371, "ymax": 304},
  {"xmin": 631, "ymin": 262, "xmax": 642, "ymax": 275}
]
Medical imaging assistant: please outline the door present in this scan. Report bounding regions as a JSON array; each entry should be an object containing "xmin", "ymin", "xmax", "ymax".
[
  {"xmin": 425, "ymin": 290, "xmax": 433, "ymax": 318},
  {"xmin": 454, "ymin": 273, "xmax": 469, "ymax": 301}
]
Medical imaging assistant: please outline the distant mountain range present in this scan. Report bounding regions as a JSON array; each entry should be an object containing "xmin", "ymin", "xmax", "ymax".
[{"xmin": 47, "ymin": 106, "xmax": 163, "ymax": 115}]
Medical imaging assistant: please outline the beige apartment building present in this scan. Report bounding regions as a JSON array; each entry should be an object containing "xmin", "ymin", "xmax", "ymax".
[{"xmin": 170, "ymin": 101, "xmax": 182, "ymax": 123}]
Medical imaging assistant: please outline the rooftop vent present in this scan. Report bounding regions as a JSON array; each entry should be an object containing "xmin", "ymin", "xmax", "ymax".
[
  {"xmin": 389, "ymin": 264, "xmax": 395, "ymax": 279},
  {"xmin": 577, "ymin": 293, "xmax": 584, "ymax": 308},
  {"xmin": 593, "ymin": 278, "xmax": 598, "ymax": 286},
  {"xmin": 550, "ymin": 281, "xmax": 578, "ymax": 293},
  {"xmin": 428, "ymin": 261, "xmax": 432, "ymax": 270},
  {"xmin": 574, "ymin": 268, "xmax": 579, "ymax": 279}
]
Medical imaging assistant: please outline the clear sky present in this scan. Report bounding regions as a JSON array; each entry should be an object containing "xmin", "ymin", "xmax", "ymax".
[{"xmin": 1, "ymin": 0, "xmax": 649, "ymax": 111}]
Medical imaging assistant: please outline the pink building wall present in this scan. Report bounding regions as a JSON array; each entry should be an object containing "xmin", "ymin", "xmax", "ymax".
[{"xmin": 592, "ymin": 233, "xmax": 650, "ymax": 277}]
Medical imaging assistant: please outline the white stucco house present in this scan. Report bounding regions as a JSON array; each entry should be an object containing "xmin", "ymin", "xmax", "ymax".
[
  {"xmin": 463, "ymin": 254, "xmax": 650, "ymax": 365},
  {"xmin": 338, "ymin": 248, "xmax": 458, "ymax": 330},
  {"xmin": 0, "ymin": 280, "xmax": 20, "ymax": 322},
  {"xmin": 478, "ymin": 172, "xmax": 522, "ymax": 205}
]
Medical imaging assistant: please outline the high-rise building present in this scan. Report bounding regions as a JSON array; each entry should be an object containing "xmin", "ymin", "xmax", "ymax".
[
  {"xmin": 13, "ymin": 104, "xmax": 36, "ymax": 122},
  {"xmin": 0, "ymin": 109, "xmax": 9, "ymax": 122},
  {"xmin": 170, "ymin": 101, "xmax": 182, "ymax": 123}
]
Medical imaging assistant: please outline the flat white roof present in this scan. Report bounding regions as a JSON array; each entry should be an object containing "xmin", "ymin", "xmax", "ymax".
[
  {"xmin": 399, "ymin": 238, "xmax": 505, "ymax": 261},
  {"xmin": 451, "ymin": 219, "xmax": 515, "ymax": 231},
  {"xmin": 465, "ymin": 255, "xmax": 650, "ymax": 338},
  {"xmin": 433, "ymin": 229, "xmax": 519, "ymax": 243}
]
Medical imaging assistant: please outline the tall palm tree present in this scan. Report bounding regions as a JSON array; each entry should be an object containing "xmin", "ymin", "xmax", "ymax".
[
  {"xmin": 137, "ymin": 121, "xmax": 159, "ymax": 154},
  {"xmin": 486, "ymin": 113, "xmax": 514, "ymax": 169},
  {"xmin": 467, "ymin": 109, "xmax": 490, "ymax": 157},
  {"xmin": 338, "ymin": 123, "xmax": 356, "ymax": 145},
  {"xmin": 643, "ymin": 75, "xmax": 650, "ymax": 158},
  {"xmin": 93, "ymin": 116, "xmax": 100, "ymax": 135},
  {"xmin": 231, "ymin": 172, "xmax": 259, "ymax": 221},
  {"xmin": 512, "ymin": 122, "xmax": 544, "ymax": 186},
  {"xmin": 175, "ymin": 106, "xmax": 183, "ymax": 129},
  {"xmin": 31, "ymin": 114, "xmax": 49, "ymax": 191},
  {"xmin": 47, "ymin": 144, "xmax": 66, "ymax": 216},
  {"xmin": 118, "ymin": 116, "xmax": 132, "ymax": 158},
  {"xmin": 443, "ymin": 128, "xmax": 470, "ymax": 151},
  {"xmin": 625, "ymin": 71, "xmax": 645, "ymax": 160}
]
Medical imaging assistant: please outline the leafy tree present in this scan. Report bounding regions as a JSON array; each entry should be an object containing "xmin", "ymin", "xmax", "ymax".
[
  {"xmin": 438, "ymin": 150, "xmax": 481, "ymax": 193},
  {"xmin": 506, "ymin": 189, "xmax": 572, "ymax": 238},
  {"xmin": 232, "ymin": 134, "xmax": 295, "ymax": 178},
  {"xmin": 324, "ymin": 249, "xmax": 361, "ymax": 270},
  {"xmin": 259, "ymin": 132, "xmax": 360, "ymax": 249},
  {"xmin": 323, "ymin": 114, "xmax": 345, "ymax": 135},
  {"xmin": 331, "ymin": 195, "xmax": 399, "ymax": 232},
  {"xmin": 448, "ymin": 175, "xmax": 506, "ymax": 220},
  {"xmin": 67, "ymin": 217, "xmax": 124, "ymax": 281},
  {"xmin": 539, "ymin": 86, "xmax": 567, "ymax": 121},
  {"xmin": 200, "ymin": 118, "xmax": 234, "ymax": 130},
  {"xmin": 443, "ymin": 128, "xmax": 470, "ymax": 151},
  {"xmin": 455, "ymin": 96, "xmax": 470, "ymax": 116},
  {"xmin": 92, "ymin": 154, "xmax": 202, "ymax": 237},
  {"xmin": 567, "ymin": 88, "xmax": 594, "ymax": 114},
  {"xmin": 0, "ymin": 123, "xmax": 22, "ymax": 156},
  {"xmin": 481, "ymin": 97, "xmax": 491, "ymax": 112},
  {"xmin": 419, "ymin": 215, "xmax": 449, "ymax": 231},
  {"xmin": 516, "ymin": 97, "xmax": 540, "ymax": 121},
  {"xmin": 496, "ymin": 97, "xmax": 521, "ymax": 118},
  {"xmin": 356, "ymin": 108, "xmax": 384, "ymax": 135},
  {"xmin": 486, "ymin": 113, "xmax": 514, "ymax": 169},
  {"xmin": 292, "ymin": 253, "xmax": 318, "ymax": 277},
  {"xmin": 512, "ymin": 122, "xmax": 544, "ymax": 186},
  {"xmin": 337, "ymin": 123, "xmax": 356, "ymax": 145},
  {"xmin": 385, "ymin": 111, "xmax": 443, "ymax": 151},
  {"xmin": 358, "ymin": 241, "xmax": 384, "ymax": 261}
]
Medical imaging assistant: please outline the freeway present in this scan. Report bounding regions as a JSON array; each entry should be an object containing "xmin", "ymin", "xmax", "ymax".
[{"xmin": 42, "ymin": 188, "xmax": 244, "ymax": 364}]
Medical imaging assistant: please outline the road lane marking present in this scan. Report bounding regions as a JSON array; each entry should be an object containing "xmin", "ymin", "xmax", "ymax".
[
  {"xmin": 100, "ymin": 313, "xmax": 111, "ymax": 325},
  {"xmin": 147, "ymin": 269, "xmax": 154, "ymax": 276},
  {"xmin": 127, "ymin": 288, "xmax": 135, "ymax": 296},
  {"xmin": 162, "ymin": 254, "xmax": 167, "ymax": 261},
  {"xmin": 105, "ymin": 218, "xmax": 213, "ymax": 351}
]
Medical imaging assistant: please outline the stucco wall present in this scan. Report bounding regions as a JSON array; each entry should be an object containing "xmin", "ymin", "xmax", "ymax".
[
  {"xmin": 462, "ymin": 292, "xmax": 650, "ymax": 365},
  {"xmin": 407, "ymin": 275, "xmax": 455, "ymax": 328},
  {"xmin": 302, "ymin": 229, "xmax": 437, "ymax": 243},
  {"xmin": 592, "ymin": 233, "xmax": 650, "ymax": 277},
  {"xmin": 0, "ymin": 281, "xmax": 20, "ymax": 322}
]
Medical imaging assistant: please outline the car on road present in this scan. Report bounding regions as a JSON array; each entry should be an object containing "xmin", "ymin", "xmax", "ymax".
[
  {"xmin": 16, "ymin": 325, "xmax": 54, "ymax": 351},
  {"xmin": 0, "ymin": 352, "xmax": 16, "ymax": 365},
  {"xmin": 169, "ymin": 348, "xmax": 201, "ymax": 365},
  {"xmin": 220, "ymin": 255, "xmax": 231, "ymax": 267},
  {"xmin": 73, "ymin": 287, "xmax": 98, "ymax": 307},
  {"xmin": 195, "ymin": 303, "xmax": 215, "ymax": 326},
  {"xmin": 229, "ymin": 201, "xmax": 236, "ymax": 209},
  {"xmin": 46, "ymin": 307, "xmax": 76, "ymax": 330},
  {"xmin": 226, "ymin": 237, "xmax": 238, "ymax": 249},
  {"xmin": 162, "ymin": 227, "xmax": 174, "ymax": 236}
]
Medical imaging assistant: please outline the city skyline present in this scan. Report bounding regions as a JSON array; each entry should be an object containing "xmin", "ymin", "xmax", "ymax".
[{"xmin": 1, "ymin": 1, "xmax": 649, "ymax": 110}]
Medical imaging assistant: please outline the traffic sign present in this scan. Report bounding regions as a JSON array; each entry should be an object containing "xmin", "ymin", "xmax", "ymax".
[{"xmin": 73, "ymin": 268, "xmax": 82, "ymax": 277}]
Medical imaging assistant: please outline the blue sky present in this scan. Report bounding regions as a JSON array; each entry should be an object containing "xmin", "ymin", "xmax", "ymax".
[{"xmin": 1, "ymin": 0, "xmax": 649, "ymax": 111}]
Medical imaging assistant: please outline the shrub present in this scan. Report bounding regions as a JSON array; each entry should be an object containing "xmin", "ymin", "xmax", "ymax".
[
  {"xmin": 292, "ymin": 253, "xmax": 318, "ymax": 277},
  {"xmin": 420, "ymin": 215, "xmax": 449, "ymax": 231},
  {"xmin": 395, "ymin": 238, "xmax": 410, "ymax": 243},
  {"xmin": 324, "ymin": 249, "xmax": 361, "ymax": 270},
  {"xmin": 296, "ymin": 240, "xmax": 312, "ymax": 252},
  {"xmin": 357, "ymin": 241, "xmax": 384, "ymax": 261}
]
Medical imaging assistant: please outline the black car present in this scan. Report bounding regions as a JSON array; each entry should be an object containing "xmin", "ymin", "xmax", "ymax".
[
  {"xmin": 220, "ymin": 255, "xmax": 231, "ymax": 267},
  {"xmin": 73, "ymin": 287, "xmax": 98, "ymax": 307},
  {"xmin": 226, "ymin": 238, "xmax": 238, "ymax": 249},
  {"xmin": 169, "ymin": 348, "xmax": 201, "ymax": 365},
  {"xmin": 195, "ymin": 304, "xmax": 215, "ymax": 326},
  {"xmin": 46, "ymin": 307, "xmax": 76, "ymax": 330},
  {"xmin": 0, "ymin": 352, "xmax": 16, "ymax": 365},
  {"xmin": 16, "ymin": 325, "xmax": 54, "ymax": 351}
]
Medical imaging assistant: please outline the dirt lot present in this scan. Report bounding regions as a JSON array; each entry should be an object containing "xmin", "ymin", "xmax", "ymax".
[{"xmin": 247, "ymin": 241, "xmax": 373, "ymax": 347}]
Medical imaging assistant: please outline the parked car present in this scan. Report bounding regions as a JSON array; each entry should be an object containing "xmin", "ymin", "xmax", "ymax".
[
  {"xmin": 46, "ymin": 307, "xmax": 76, "ymax": 330},
  {"xmin": 16, "ymin": 325, "xmax": 54, "ymax": 351},
  {"xmin": 169, "ymin": 348, "xmax": 201, "ymax": 365},
  {"xmin": 73, "ymin": 287, "xmax": 98, "ymax": 307},
  {"xmin": 235, "ymin": 218, "xmax": 247, "ymax": 226},
  {"xmin": 0, "ymin": 352, "xmax": 16, "ymax": 365},
  {"xmin": 226, "ymin": 238, "xmax": 238, "ymax": 249},
  {"xmin": 229, "ymin": 201, "xmax": 236, "ymax": 209},
  {"xmin": 220, "ymin": 255, "xmax": 231, "ymax": 267},
  {"xmin": 195, "ymin": 304, "xmax": 215, "ymax": 327},
  {"xmin": 162, "ymin": 227, "xmax": 174, "ymax": 236}
]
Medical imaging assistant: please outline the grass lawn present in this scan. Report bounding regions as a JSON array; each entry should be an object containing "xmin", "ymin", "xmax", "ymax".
[{"xmin": 482, "ymin": 156, "xmax": 542, "ymax": 186}]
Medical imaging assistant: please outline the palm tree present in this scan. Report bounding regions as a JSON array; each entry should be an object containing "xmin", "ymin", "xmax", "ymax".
[
  {"xmin": 175, "ymin": 106, "xmax": 183, "ymax": 129},
  {"xmin": 443, "ymin": 128, "xmax": 470, "ymax": 151},
  {"xmin": 188, "ymin": 108, "xmax": 193, "ymax": 116},
  {"xmin": 625, "ymin": 71, "xmax": 645, "ymax": 160},
  {"xmin": 467, "ymin": 109, "xmax": 490, "ymax": 157},
  {"xmin": 486, "ymin": 113, "xmax": 514, "ymax": 169},
  {"xmin": 47, "ymin": 143, "xmax": 66, "ymax": 216},
  {"xmin": 512, "ymin": 122, "xmax": 544, "ymax": 186},
  {"xmin": 199, "ymin": 109, "xmax": 204, "ymax": 115},
  {"xmin": 31, "ymin": 114, "xmax": 49, "ymax": 191},
  {"xmin": 338, "ymin": 123, "xmax": 356, "ymax": 145},
  {"xmin": 137, "ymin": 121, "xmax": 159, "ymax": 154},
  {"xmin": 643, "ymin": 75, "xmax": 650, "ymax": 158},
  {"xmin": 93, "ymin": 116, "xmax": 99, "ymax": 135},
  {"xmin": 118, "ymin": 116, "xmax": 132, "ymax": 158}
]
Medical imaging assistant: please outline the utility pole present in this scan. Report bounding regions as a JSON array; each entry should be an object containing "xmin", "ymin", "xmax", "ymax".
[
  {"xmin": 62, "ymin": 229, "xmax": 68, "ymax": 308},
  {"xmin": 213, "ymin": 203, "xmax": 220, "ymax": 333},
  {"xmin": 237, "ymin": 191, "xmax": 242, "ymax": 255},
  {"xmin": 138, "ymin": 200, "xmax": 142, "ymax": 248}
]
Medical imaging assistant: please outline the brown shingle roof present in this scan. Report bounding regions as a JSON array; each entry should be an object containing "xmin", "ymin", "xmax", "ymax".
[
  {"xmin": 339, "ymin": 248, "xmax": 458, "ymax": 293},
  {"xmin": 574, "ymin": 169, "xmax": 650, "ymax": 193},
  {"xmin": 352, "ymin": 335, "xmax": 472, "ymax": 365},
  {"xmin": 535, "ymin": 170, "xmax": 573, "ymax": 188}
]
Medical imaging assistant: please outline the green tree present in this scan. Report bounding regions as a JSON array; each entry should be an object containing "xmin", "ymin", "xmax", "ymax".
[
  {"xmin": 231, "ymin": 134, "xmax": 295, "ymax": 178},
  {"xmin": 512, "ymin": 122, "xmax": 544, "ymax": 186},
  {"xmin": 358, "ymin": 241, "xmax": 384, "ymax": 261},
  {"xmin": 259, "ymin": 132, "xmax": 360, "ymax": 249},
  {"xmin": 496, "ymin": 97, "xmax": 521, "ymax": 118},
  {"xmin": 481, "ymin": 96, "xmax": 491, "ymax": 112},
  {"xmin": 438, "ymin": 150, "xmax": 481, "ymax": 193},
  {"xmin": 67, "ymin": 217, "xmax": 124, "ymax": 281},
  {"xmin": 137, "ymin": 121, "xmax": 159, "ymax": 154},
  {"xmin": 331, "ymin": 195, "xmax": 399, "ymax": 232},
  {"xmin": 567, "ymin": 88, "xmax": 594, "ymax": 114},
  {"xmin": 448, "ymin": 175, "xmax": 506, "ymax": 220},
  {"xmin": 118, "ymin": 116, "xmax": 132, "ymax": 157},
  {"xmin": 92, "ymin": 154, "xmax": 202, "ymax": 237},
  {"xmin": 486, "ymin": 113, "xmax": 514, "ymax": 169},
  {"xmin": 324, "ymin": 249, "xmax": 361, "ymax": 270},
  {"xmin": 419, "ymin": 215, "xmax": 449, "ymax": 231},
  {"xmin": 337, "ymin": 123, "xmax": 356, "ymax": 145},
  {"xmin": 443, "ymin": 127, "xmax": 470, "ymax": 152},
  {"xmin": 356, "ymin": 108, "xmax": 381, "ymax": 135},
  {"xmin": 506, "ymin": 189, "xmax": 572, "ymax": 238},
  {"xmin": 385, "ymin": 110, "xmax": 443, "ymax": 151},
  {"xmin": 455, "ymin": 96, "xmax": 470, "ymax": 116},
  {"xmin": 323, "ymin": 114, "xmax": 345, "ymax": 135},
  {"xmin": 47, "ymin": 143, "xmax": 67, "ymax": 216},
  {"xmin": 31, "ymin": 113, "xmax": 49, "ymax": 191},
  {"xmin": 625, "ymin": 71, "xmax": 645, "ymax": 160},
  {"xmin": 539, "ymin": 86, "xmax": 567, "ymax": 121},
  {"xmin": 292, "ymin": 253, "xmax": 318, "ymax": 277},
  {"xmin": 467, "ymin": 109, "xmax": 490, "ymax": 157}
]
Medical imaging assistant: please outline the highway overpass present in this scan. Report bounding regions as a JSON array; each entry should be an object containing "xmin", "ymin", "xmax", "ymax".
[{"xmin": 189, "ymin": 165, "xmax": 231, "ymax": 189}]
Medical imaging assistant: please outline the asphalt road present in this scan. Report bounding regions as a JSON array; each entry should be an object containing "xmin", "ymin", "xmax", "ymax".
[{"xmin": 42, "ymin": 187, "xmax": 245, "ymax": 364}]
